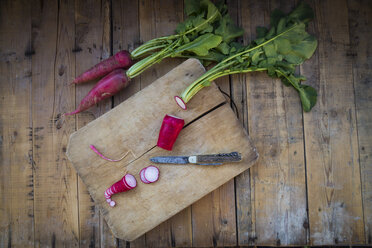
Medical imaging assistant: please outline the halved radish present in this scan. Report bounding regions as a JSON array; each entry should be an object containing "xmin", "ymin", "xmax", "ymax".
[
  {"xmin": 140, "ymin": 166, "xmax": 160, "ymax": 184},
  {"xmin": 104, "ymin": 173, "xmax": 137, "ymax": 207},
  {"xmin": 157, "ymin": 114, "xmax": 184, "ymax": 151}
]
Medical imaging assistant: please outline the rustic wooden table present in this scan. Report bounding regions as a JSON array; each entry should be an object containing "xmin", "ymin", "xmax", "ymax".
[{"xmin": 1, "ymin": 0, "xmax": 371, "ymax": 247}]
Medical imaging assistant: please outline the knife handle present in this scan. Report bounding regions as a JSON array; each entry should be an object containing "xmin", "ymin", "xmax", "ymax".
[{"xmin": 196, "ymin": 152, "xmax": 241, "ymax": 163}]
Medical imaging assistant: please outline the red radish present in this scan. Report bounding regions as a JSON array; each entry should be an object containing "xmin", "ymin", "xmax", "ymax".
[
  {"xmin": 104, "ymin": 173, "xmax": 137, "ymax": 207},
  {"xmin": 65, "ymin": 69, "xmax": 129, "ymax": 116},
  {"xmin": 71, "ymin": 50, "xmax": 133, "ymax": 84},
  {"xmin": 90, "ymin": 145, "xmax": 131, "ymax": 162},
  {"xmin": 157, "ymin": 114, "xmax": 184, "ymax": 151},
  {"xmin": 140, "ymin": 166, "xmax": 160, "ymax": 184}
]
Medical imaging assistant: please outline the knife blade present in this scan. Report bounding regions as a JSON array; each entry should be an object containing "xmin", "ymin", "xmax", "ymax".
[{"xmin": 150, "ymin": 152, "xmax": 242, "ymax": 165}]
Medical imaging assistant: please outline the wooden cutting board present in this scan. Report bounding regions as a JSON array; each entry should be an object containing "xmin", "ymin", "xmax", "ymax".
[{"xmin": 66, "ymin": 59, "xmax": 258, "ymax": 241}]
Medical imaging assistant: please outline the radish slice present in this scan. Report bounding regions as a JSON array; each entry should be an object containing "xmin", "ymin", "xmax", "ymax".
[
  {"xmin": 140, "ymin": 166, "xmax": 160, "ymax": 184},
  {"xmin": 104, "ymin": 173, "xmax": 137, "ymax": 207},
  {"xmin": 157, "ymin": 114, "xmax": 184, "ymax": 151},
  {"xmin": 174, "ymin": 96, "xmax": 187, "ymax": 110},
  {"xmin": 90, "ymin": 145, "xmax": 131, "ymax": 162},
  {"xmin": 140, "ymin": 168, "xmax": 149, "ymax": 183}
]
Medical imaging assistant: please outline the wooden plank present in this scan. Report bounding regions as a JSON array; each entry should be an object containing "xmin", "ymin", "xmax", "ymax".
[
  {"xmin": 242, "ymin": 0, "xmax": 308, "ymax": 245},
  {"xmin": 190, "ymin": 1, "xmax": 238, "ymax": 247},
  {"xmin": 347, "ymin": 0, "xmax": 372, "ymax": 243},
  {"xmin": 98, "ymin": 1, "xmax": 118, "ymax": 246},
  {"xmin": 112, "ymin": 1, "xmax": 142, "ymax": 245},
  {"xmin": 31, "ymin": 0, "xmax": 79, "ymax": 246},
  {"xmin": 113, "ymin": 0, "xmax": 141, "ymax": 105},
  {"xmin": 74, "ymin": 0, "xmax": 112, "ymax": 247},
  {"xmin": 227, "ymin": 0, "xmax": 255, "ymax": 245},
  {"xmin": 115, "ymin": 1, "xmax": 188, "ymax": 245},
  {"xmin": 301, "ymin": 0, "xmax": 365, "ymax": 245},
  {"xmin": 96, "ymin": 104, "xmax": 258, "ymax": 241},
  {"xmin": 152, "ymin": 2, "xmax": 195, "ymax": 247},
  {"xmin": 0, "ymin": 0, "xmax": 34, "ymax": 246},
  {"xmin": 230, "ymin": 0, "xmax": 255, "ymax": 245}
]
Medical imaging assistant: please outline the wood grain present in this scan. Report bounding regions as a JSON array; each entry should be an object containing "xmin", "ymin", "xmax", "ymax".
[
  {"xmin": 302, "ymin": 0, "xmax": 365, "ymax": 245},
  {"xmin": 189, "ymin": 0, "xmax": 238, "ymax": 246},
  {"xmin": 347, "ymin": 0, "xmax": 372, "ymax": 244},
  {"xmin": 113, "ymin": 0, "xmax": 141, "ymax": 106},
  {"xmin": 230, "ymin": 0, "xmax": 254, "ymax": 245},
  {"xmin": 112, "ymin": 0, "xmax": 142, "ymax": 246},
  {"xmin": 242, "ymin": 0, "xmax": 308, "ymax": 245},
  {"xmin": 74, "ymin": 0, "xmax": 112, "ymax": 246},
  {"xmin": 0, "ymin": 0, "xmax": 33, "ymax": 246},
  {"xmin": 31, "ymin": 0, "xmax": 79, "ymax": 246},
  {"xmin": 137, "ymin": 1, "xmax": 186, "ymax": 246}
]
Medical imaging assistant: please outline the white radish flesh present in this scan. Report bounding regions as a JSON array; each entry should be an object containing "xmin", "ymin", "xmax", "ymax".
[{"xmin": 140, "ymin": 166, "xmax": 160, "ymax": 184}]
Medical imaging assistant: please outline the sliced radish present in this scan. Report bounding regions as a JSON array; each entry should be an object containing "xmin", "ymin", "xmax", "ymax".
[
  {"xmin": 104, "ymin": 173, "xmax": 137, "ymax": 207},
  {"xmin": 140, "ymin": 166, "xmax": 160, "ymax": 184},
  {"xmin": 157, "ymin": 114, "xmax": 184, "ymax": 151},
  {"xmin": 174, "ymin": 96, "xmax": 187, "ymax": 110},
  {"xmin": 140, "ymin": 168, "xmax": 149, "ymax": 183}
]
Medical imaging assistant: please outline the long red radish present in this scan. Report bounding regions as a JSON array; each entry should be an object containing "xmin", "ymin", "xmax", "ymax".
[
  {"xmin": 140, "ymin": 166, "xmax": 160, "ymax": 184},
  {"xmin": 90, "ymin": 145, "xmax": 131, "ymax": 162},
  {"xmin": 72, "ymin": 50, "xmax": 133, "ymax": 84},
  {"xmin": 65, "ymin": 69, "xmax": 129, "ymax": 116},
  {"xmin": 104, "ymin": 173, "xmax": 137, "ymax": 207},
  {"xmin": 157, "ymin": 115, "xmax": 184, "ymax": 151}
]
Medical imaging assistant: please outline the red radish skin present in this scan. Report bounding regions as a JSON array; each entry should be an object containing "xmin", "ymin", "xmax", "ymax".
[
  {"xmin": 140, "ymin": 166, "xmax": 160, "ymax": 184},
  {"xmin": 157, "ymin": 115, "xmax": 184, "ymax": 151},
  {"xmin": 89, "ymin": 145, "xmax": 131, "ymax": 162},
  {"xmin": 104, "ymin": 173, "xmax": 137, "ymax": 207},
  {"xmin": 72, "ymin": 50, "xmax": 133, "ymax": 84},
  {"xmin": 65, "ymin": 69, "xmax": 129, "ymax": 116}
]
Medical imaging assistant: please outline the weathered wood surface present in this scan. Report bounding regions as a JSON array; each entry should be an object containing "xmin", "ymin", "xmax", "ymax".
[
  {"xmin": 0, "ymin": 1, "xmax": 33, "ymax": 247},
  {"xmin": 302, "ymin": 0, "xmax": 365, "ymax": 245},
  {"xmin": 1, "ymin": 0, "xmax": 372, "ymax": 246},
  {"xmin": 75, "ymin": 0, "xmax": 113, "ymax": 247}
]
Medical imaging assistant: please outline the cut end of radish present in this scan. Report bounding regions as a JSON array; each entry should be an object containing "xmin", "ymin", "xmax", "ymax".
[
  {"xmin": 109, "ymin": 201, "xmax": 116, "ymax": 207},
  {"xmin": 140, "ymin": 166, "xmax": 160, "ymax": 184},
  {"xmin": 174, "ymin": 96, "xmax": 187, "ymax": 110},
  {"xmin": 140, "ymin": 168, "xmax": 148, "ymax": 184},
  {"xmin": 145, "ymin": 166, "xmax": 159, "ymax": 183},
  {"xmin": 124, "ymin": 174, "xmax": 137, "ymax": 188},
  {"xmin": 167, "ymin": 114, "xmax": 183, "ymax": 120}
]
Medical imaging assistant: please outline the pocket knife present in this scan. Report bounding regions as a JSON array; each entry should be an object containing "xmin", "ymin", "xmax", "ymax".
[{"xmin": 150, "ymin": 152, "xmax": 242, "ymax": 165}]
